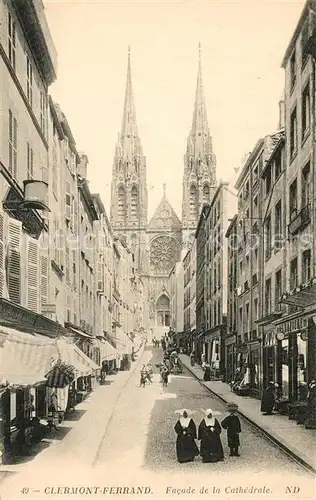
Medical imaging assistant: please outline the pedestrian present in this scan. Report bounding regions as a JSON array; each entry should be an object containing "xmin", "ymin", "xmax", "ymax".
[
  {"xmin": 174, "ymin": 409, "xmax": 199, "ymax": 463},
  {"xmin": 161, "ymin": 366, "xmax": 169, "ymax": 387},
  {"xmin": 140, "ymin": 365, "xmax": 147, "ymax": 388},
  {"xmin": 221, "ymin": 403, "xmax": 241, "ymax": 457},
  {"xmin": 261, "ymin": 381, "xmax": 277, "ymax": 415},
  {"xmin": 203, "ymin": 363, "xmax": 211, "ymax": 381},
  {"xmin": 198, "ymin": 409, "xmax": 224, "ymax": 463},
  {"xmin": 146, "ymin": 363, "xmax": 153, "ymax": 384}
]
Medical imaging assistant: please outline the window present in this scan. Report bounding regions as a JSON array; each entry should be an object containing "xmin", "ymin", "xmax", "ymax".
[
  {"xmin": 290, "ymin": 257, "xmax": 298, "ymax": 290},
  {"xmin": 245, "ymin": 303, "xmax": 249, "ymax": 331},
  {"xmin": 40, "ymin": 92, "xmax": 46, "ymax": 136},
  {"xmin": 265, "ymin": 214, "xmax": 272, "ymax": 260},
  {"xmin": 302, "ymin": 249, "xmax": 311, "ymax": 283},
  {"xmin": 302, "ymin": 162, "xmax": 311, "ymax": 208},
  {"xmin": 290, "ymin": 107, "xmax": 297, "ymax": 157},
  {"xmin": 8, "ymin": 110, "xmax": 18, "ymax": 178},
  {"xmin": 290, "ymin": 50, "xmax": 296, "ymax": 88},
  {"xmin": 265, "ymin": 278, "xmax": 272, "ymax": 314},
  {"xmin": 302, "ymin": 83, "xmax": 310, "ymax": 138},
  {"xmin": 26, "ymin": 142, "xmax": 34, "ymax": 179},
  {"xmin": 8, "ymin": 12, "xmax": 16, "ymax": 70},
  {"xmin": 275, "ymin": 270, "xmax": 282, "ymax": 310},
  {"xmin": 52, "ymin": 144, "xmax": 58, "ymax": 198},
  {"xmin": 239, "ymin": 307, "xmax": 243, "ymax": 329},
  {"xmin": 301, "ymin": 21, "xmax": 309, "ymax": 68},
  {"xmin": 26, "ymin": 56, "xmax": 33, "ymax": 107},
  {"xmin": 130, "ymin": 186, "xmax": 138, "ymax": 218},
  {"xmin": 254, "ymin": 298, "xmax": 258, "ymax": 320},
  {"xmin": 274, "ymin": 200, "xmax": 282, "ymax": 250},
  {"xmin": 117, "ymin": 186, "xmax": 126, "ymax": 218},
  {"xmin": 203, "ymin": 184, "xmax": 210, "ymax": 204},
  {"xmin": 289, "ymin": 179, "xmax": 297, "ymax": 220},
  {"xmin": 189, "ymin": 184, "xmax": 197, "ymax": 220},
  {"xmin": 265, "ymin": 165, "xmax": 272, "ymax": 196},
  {"xmin": 274, "ymin": 148, "xmax": 282, "ymax": 180}
]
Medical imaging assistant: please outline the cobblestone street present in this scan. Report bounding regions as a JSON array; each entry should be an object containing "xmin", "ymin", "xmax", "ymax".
[{"xmin": 2, "ymin": 347, "xmax": 314, "ymax": 500}]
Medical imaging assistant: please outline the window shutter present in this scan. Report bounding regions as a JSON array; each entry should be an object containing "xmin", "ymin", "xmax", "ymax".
[
  {"xmin": 0, "ymin": 212, "xmax": 4, "ymax": 298},
  {"xmin": 40, "ymin": 254, "xmax": 48, "ymax": 307},
  {"xmin": 65, "ymin": 181, "xmax": 71, "ymax": 220},
  {"xmin": 13, "ymin": 117, "xmax": 18, "ymax": 179},
  {"xmin": 27, "ymin": 239, "xmax": 38, "ymax": 312},
  {"xmin": 7, "ymin": 219, "xmax": 22, "ymax": 304}
]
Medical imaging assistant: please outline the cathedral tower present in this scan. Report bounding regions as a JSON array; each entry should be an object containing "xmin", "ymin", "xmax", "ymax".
[
  {"xmin": 110, "ymin": 48, "xmax": 148, "ymax": 270},
  {"xmin": 182, "ymin": 44, "xmax": 217, "ymax": 235}
]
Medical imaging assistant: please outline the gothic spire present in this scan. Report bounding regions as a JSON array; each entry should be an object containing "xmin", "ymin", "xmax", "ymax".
[
  {"xmin": 121, "ymin": 46, "xmax": 138, "ymax": 143},
  {"xmin": 190, "ymin": 43, "xmax": 210, "ymax": 158}
]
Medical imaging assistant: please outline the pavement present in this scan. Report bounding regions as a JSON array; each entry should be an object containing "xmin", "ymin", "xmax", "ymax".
[
  {"xmin": 179, "ymin": 354, "xmax": 316, "ymax": 472},
  {"xmin": 1, "ymin": 346, "xmax": 315, "ymax": 500}
]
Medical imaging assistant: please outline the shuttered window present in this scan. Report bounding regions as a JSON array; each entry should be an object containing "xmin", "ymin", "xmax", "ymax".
[
  {"xmin": 40, "ymin": 255, "xmax": 48, "ymax": 306},
  {"xmin": 8, "ymin": 220, "xmax": 21, "ymax": 304},
  {"xmin": 8, "ymin": 110, "xmax": 18, "ymax": 179},
  {"xmin": 0, "ymin": 212, "xmax": 4, "ymax": 298},
  {"xmin": 27, "ymin": 239, "xmax": 38, "ymax": 312},
  {"xmin": 8, "ymin": 12, "xmax": 16, "ymax": 70}
]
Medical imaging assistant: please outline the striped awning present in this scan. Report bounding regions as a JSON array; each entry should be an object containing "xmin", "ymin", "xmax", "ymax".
[
  {"xmin": 0, "ymin": 327, "xmax": 55, "ymax": 389},
  {"xmin": 98, "ymin": 339, "xmax": 120, "ymax": 362},
  {"xmin": 56, "ymin": 338, "xmax": 99, "ymax": 376}
]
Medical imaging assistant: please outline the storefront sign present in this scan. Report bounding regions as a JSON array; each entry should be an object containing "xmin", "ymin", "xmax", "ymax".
[
  {"xmin": 275, "ymin": 317, "xmax": 308, "ymax": 335},
  {"xmin": 0, "ymin": 299, "xmax": 35, "ymax": 326}
]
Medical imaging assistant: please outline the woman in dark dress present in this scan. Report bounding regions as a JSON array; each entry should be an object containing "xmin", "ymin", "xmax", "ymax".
[
  {"xmin": 261, "ymin": 382, "xmax": 276, "ymax": 415},
  {"xmin": 174, "ymin": 409, "xmax": 199, "ymax": 463},
  {"xmin": 203, "ymin": 364, "xmax": 211, "ymax": 381},
  {"xmin": 221, "ymin": 403, "xmax": 242, "ymax": 457},
  {"xmin": 198, "ymin": 409, "xmax": 224, "ymax": 463}
]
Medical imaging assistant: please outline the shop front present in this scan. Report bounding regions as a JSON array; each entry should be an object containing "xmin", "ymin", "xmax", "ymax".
[{"xmin": 224, "ymin": 334, "xmax": 236, "ymax": 384}]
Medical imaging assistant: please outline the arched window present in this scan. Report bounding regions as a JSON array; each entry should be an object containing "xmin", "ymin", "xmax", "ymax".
[
  {"xmin": 189, "ymin": 184, "xmax": 197, "ymax": 220},
  {"xmin": 117, "ymin": 186, "xmax": 125, "ymax": 219},
  {"xmin": 203, "ymin": 183, "xmax": 210, "ymax": 204},
  {"xmin": 131, "ymin": 186, "xmax": 138, "ymax": 218}
]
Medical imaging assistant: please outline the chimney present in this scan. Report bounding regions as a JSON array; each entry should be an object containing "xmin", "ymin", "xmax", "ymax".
[
  {"xmin": 78, "ymin": 154, "xmax": 89, "ymax": 179},
  {"xmin": 278, "ymin": 100, "xmax": 285, "ymax": 130}
]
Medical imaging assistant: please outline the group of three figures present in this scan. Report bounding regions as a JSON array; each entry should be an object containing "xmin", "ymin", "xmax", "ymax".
[{"xmin": 174, "ymin": 405, "xmax": 241, "ymax": 464}]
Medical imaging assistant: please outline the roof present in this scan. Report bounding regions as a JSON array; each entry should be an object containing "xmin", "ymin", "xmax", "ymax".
[{"xmin": 281, "ymin": 1, "xmax": 313, "ymax": 68}]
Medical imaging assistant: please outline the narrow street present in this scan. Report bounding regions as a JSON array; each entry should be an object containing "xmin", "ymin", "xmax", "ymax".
[
  {"xmin": 2, "ymin": 346, "xmax": 313, "ymax": 500},
  {"xmin": 94, "ymin": 346, "xmax": 309, "ymax": 476}
]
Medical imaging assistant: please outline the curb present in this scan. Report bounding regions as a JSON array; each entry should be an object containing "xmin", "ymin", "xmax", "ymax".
[{"xmin": 182, "ymin": 360, "xmax": 316, "ymax": 475}]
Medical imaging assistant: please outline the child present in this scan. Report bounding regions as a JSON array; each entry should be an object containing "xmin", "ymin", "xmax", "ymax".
[{"xmin": 221, "ymin": 403, "xmax": 241, "ymax": 457}]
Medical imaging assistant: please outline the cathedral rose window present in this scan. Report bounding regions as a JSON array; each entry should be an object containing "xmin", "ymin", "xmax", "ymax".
[{"xmin": 150, "ymin": 235, "xmax": 179, "ymax": 274}]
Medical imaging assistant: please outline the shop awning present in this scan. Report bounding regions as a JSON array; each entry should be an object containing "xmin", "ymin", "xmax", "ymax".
[
  {"xmin": 66, "ymin": 325, "xmax": 94, "ymax": 340},
  {"xmin": 98, "ymin": 339, "xmax": 120, "ymax": 362},
  {"xmin": 1, "ymin": 341, "xmax": 47, "ymax": 389},
  {"xmin": 279, "ymin": 280, "xmax": 316, "ymax": 309},
  {"xmin": 0, "ymin": 327, "xmax": 56, "ymax": 389},
  {"xmin": 56, "ymin": 338, "xmax": 99, "ymax": 376}
]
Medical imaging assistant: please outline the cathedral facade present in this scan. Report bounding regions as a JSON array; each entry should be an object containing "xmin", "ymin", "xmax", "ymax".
[{"xmin": 110, "ymin": 47, "xmax": 216, "ymax": 337}]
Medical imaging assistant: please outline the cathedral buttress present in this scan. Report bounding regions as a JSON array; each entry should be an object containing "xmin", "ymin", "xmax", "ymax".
[
  {"xmin": 182, "ymin": 44, "xmax": 217, "ymax": 237},
  {"xmin": 110, "ymin": 47, "xmax": 148, "ymax": 270}
]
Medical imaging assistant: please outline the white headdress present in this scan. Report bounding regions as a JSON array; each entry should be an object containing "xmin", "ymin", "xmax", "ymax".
[
  {"xmin": 200, "ymin": 408, "xmax": 221, "ymax": 427},
  {"xmin": 175, "ymin": 409, "xmax": 195, "ymax": 428}
]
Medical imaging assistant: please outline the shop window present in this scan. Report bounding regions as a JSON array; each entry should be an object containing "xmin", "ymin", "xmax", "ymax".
[{"xmin": 281, "ymin": 341, "xmax": 289, "ymax": 398}]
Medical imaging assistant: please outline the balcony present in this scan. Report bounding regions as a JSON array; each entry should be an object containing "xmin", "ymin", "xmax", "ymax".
[{"xmin": 288, "ymin": 204, "xmax": 311, "ymax": 236}]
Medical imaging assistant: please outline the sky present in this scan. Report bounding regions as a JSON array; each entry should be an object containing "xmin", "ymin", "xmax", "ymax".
[{"xmin": 44, "ymin": 0, "xmax": 305, "ymax": 219}]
